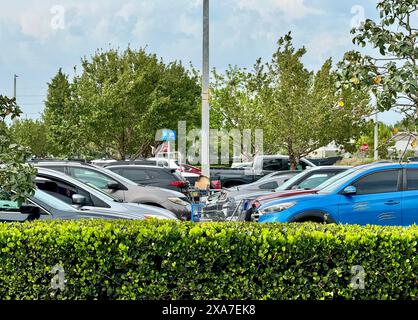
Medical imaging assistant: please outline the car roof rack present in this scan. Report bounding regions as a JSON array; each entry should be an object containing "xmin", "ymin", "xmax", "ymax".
[{"xmin": 29, "ymin": 159, "xmax": 88, "ymax": 164}]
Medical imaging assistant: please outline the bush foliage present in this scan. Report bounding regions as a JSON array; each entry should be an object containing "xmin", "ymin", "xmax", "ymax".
[{"xmin": 0, "ymin": 220, "xmax": 416, "ymax": 300}]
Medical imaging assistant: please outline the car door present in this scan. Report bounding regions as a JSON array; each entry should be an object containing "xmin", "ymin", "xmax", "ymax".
[
  {"xmin": 0, "ymin": 192, "xmax": 50, "ymax": 222},
  {"xmin": 338, "ymin": 169, "xmax": 402, "ymax": 226},
  {"xmin": 401, "ymin": 168, "xmax": 418, "ymax": 226}
]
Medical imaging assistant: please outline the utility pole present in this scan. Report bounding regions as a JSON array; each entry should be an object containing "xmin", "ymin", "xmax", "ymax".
[
  {"xmin": 13, "ymin": 74, "xmax": 19, "ymax": 123},
  {"xmin": 13, "ymin": 74, "xmax": 18, "ymax": 99},
  {"xmin": 374, "ymin": 111, "xmax": 379, "ymax": 161},
  {"xmin": 201, "ymin": 0, "xmax": 210, "ymax": 179}
]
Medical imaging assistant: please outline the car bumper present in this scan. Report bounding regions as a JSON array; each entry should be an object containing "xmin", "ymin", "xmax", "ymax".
[
  {"xmin": 162, "ymin": 201, "xmax": 191, "ymax": 220},
  {"xmin": 257, "ymin": 212, "xmax": 290, "ymax": 223}
]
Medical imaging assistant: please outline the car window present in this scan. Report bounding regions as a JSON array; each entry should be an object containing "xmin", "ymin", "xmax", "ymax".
[
  {"xmin": 36, "ymin": 177, "xmax": 95, "ymax": 206},
  {"xmin": 259, "ymin": 181, "xmax": 279, "ymax": 190},
  {"xmin": 263, "ymin": 159, "xmax": 287, "ymax": 171},
  {"xmin": 123, "ymin": 168, "xmax": 151, "ymax": 182},
  {"xmin": 0, "ymin": 191, "xmax": 20, "ymax": 211},
  {"xmin": 276, "ymin": 171, "xmax": 309, "ymax": 191},
  {"xmin": 352, "ymin": 170, "xmax": 400, "ymax": 195},
  {"xmin": 34, "ymin": 189, "xmax": 77, "ymax": 212},
  {"xmin": 146, "ymin": 169, "xmax": 164, "ymax": 180},
  {"xmin": 298, "ymin": 172, "xmax": 340, "ymax": 190},
  {"xmin": 406, "ymin": 169, "xmax": 418, "ymax": 190},
  {"xmin": 70, "ymin": 167, "xmax": 118, "ymax": 189}
]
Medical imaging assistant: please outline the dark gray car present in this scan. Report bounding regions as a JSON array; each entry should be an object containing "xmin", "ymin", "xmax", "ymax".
[{"xmin": 34, "ymin": 162, "xmax": 191, "ymax": 220}]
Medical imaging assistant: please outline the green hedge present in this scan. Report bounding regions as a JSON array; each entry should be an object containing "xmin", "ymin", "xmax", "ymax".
[{"xmin": 0, "ymin": 220, "xmax": 416, "ymax": 300}]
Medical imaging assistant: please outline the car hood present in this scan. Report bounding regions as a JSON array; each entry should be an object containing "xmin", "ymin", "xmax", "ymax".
[
  {"xmin": 258, "ymin": 193, "xmax": 328, "ymax": 210},
  {"xmin": 257, "ymin": 189, "xmax": 319, "ymax": 203},
  {"xmin": 227, "ymin": 189, "xmax": 273, "ymax": 202},
  {"xmin": 135, "ymin": 185, "xmax": 186, "ymax": 198},
  {"xmin": 120, "ymin": 202, "xmax": 178, "ymax": 220}
]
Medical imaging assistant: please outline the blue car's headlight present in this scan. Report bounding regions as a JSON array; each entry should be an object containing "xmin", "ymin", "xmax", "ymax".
[{"xmin": 259, "ymin": 202, "xmax": 296, "ymax": 215}]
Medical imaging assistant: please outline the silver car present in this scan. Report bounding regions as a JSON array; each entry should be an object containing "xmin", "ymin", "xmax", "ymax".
[{"xmin": 35, "ymin": 168, "xmax": 178, "ymax": 220}]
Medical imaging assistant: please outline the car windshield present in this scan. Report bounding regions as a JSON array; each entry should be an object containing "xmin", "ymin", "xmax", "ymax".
[
  {"xmin": 275, "ymin": 171, "xmax": 309, "ymax": 191},
  {"xmin": 318, "ymin": 167, "xmax": 365, "ymax": 194},
  {"xmin": 95, "ymin": 166, "xmax": 138, "ymax": 186},
  {"xmin": 85, "ymin": 182, "xmax": 124, "ymax": 202},
  {"xmin": 34, "ymin": 189, "xmax": 77, "ymax": 211}
]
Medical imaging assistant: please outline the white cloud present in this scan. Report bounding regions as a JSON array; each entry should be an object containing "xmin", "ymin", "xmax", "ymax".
[{"xmin": 237, "ymin": 0, "xmax": 323, "ymax": 20}]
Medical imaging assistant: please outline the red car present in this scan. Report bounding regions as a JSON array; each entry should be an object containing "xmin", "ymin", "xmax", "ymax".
[
  {"xmin": 181, "ymin": 164, "xmax": 202, "ymax": 175},
  {"xmin": 244, "ymin": 189, "xmax": 319, "ymax": 221}
]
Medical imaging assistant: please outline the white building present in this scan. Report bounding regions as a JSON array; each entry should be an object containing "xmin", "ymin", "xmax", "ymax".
[{"xmin": 390, "ymin": 132, "xmax": 418, "ymax": 156}]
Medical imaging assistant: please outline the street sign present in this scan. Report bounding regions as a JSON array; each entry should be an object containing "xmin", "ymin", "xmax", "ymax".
[
  {"xmin": 360, "ymin": 143, "xmax": 369, "ymax": 153},
  {"xmin": 155, "ymin": 129, "xmax": 176, "ymax": 142}
]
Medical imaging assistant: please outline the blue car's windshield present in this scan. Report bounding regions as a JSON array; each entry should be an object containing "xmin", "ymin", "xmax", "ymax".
[{"xmin": 318, "ymin": 167, "xmax": 365, "ymax": 194}]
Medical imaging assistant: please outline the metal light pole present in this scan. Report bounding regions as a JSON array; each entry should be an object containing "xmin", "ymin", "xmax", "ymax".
[
  {"xmin": 13, "ymin": 74, "xmax": 18, "ymax": 99},
  {"xmin": 201, "ymin": 0, "xmax": 210, "ymax": 179}
]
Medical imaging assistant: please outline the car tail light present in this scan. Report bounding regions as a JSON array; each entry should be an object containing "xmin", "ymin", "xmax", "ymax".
[
  {"xmin": 211, "ymin": 180, "xmax": 221, "ymax": 189},
  {"xmin": 252, "ymin": 200, "xmax": 261, "ymax": 209},
  {"xmin": 170, "ymin": 181, "xmax": 189, "ymax": 188}
]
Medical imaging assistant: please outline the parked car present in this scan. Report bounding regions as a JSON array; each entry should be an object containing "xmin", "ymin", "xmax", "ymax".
[
  {"xmin": 228, "ymin": 171, "xmax": 300, "ymax": 191},
  {"xmin": 0, "ymin": 188, "xmax": 176, "ymax": 222},
  {"xmin": 210, "ymin": 155, "xmax": 316, "ymax": 188},
  {"xmin": 204, "ymin": 166, "xmax": 350, "ymax": 221},
  {"xmin": 255, "ymin": 163, "xmax": 418, "ymax": 226},
  {"xmin": 181, "ymin": 164, "xmax": 202, "ymax": 175},
  {"xmin": 33, "ymin": 161, "xmax": 191, "ymax": 220},
  {"xmin": 104, "ymin": 160, "xmax": 200, "ymax": 187},
  {"xmin": 256, "ymin": 170, "xmax": 302, "ymax": 182},
  {"xmin": 105, "ymin": 165, "xmax": 190, "ymax": 194},
  {"xmin": 307, "ymin": 156, "xmax": 343, "ymax": 166},
  {"xmin": 35, "ymin": 168, "xmax": 178, "ymax": 220},
  {"xmin": 245, "ymin": 166, "xmax": 352, "ymax": 221}
]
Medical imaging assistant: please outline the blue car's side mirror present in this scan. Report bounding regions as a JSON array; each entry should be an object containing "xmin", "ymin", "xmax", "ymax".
[{"xmin": 342, "ymin": 186, "xmax": 357, "ymax": 196}]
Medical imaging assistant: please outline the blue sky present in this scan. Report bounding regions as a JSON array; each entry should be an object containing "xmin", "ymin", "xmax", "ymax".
[{"xmin": 0, "ymin": 0, "xmax": 402, "ymax": 124}]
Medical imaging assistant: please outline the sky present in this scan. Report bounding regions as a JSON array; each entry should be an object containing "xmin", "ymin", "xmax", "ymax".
[{"xmin": 0, "ymin": 0, "xmax": 403, "ymax": 124}]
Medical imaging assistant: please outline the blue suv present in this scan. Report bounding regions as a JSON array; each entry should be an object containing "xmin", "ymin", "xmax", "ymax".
[{"xmin": 255, "ymin": 163, "xmax": 418, "ymax": 226}]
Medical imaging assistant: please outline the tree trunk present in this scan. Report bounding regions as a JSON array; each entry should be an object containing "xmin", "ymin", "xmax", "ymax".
[{"xmin": 288, "ymin": 147, "xmax": 299, "ymax": 171}]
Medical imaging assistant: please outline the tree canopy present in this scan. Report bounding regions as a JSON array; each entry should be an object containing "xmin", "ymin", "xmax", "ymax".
[
  {"xmin": 0, "ymin": 96, "xmax": 36, "ymax": 203},
  {"xmin": 44, "ymin": 48, "xmax": 201, "ymax": 160},
  {"xmin": 9, "ymin": 119, "xmax": 51, "ymax": 158},
  {"xmin": 211, "ymin": 33, "xmax": 371, "ymax": 168},
  {"xmin": 338, "ymin": 0, "xmax": 418, "ymax": 121}
]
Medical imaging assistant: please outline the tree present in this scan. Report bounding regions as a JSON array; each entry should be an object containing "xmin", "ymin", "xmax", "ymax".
[
  {"xmin": 355, "ymin": 121, "xmax": 395, "ymax": 159},
  {"xmin": 43, "ymin": 68, "xmax": 83, "ymax": 157},
  {"xmin": 9, "ymin": 119, "xmax": 50, "ymax": 158},
  {"xmin": 44, "ymin": 48, "xmax": 201, "ymax": 160},
  {"xmin": 210, "ymin": 66, "xmax": 265, "ymax": 161},
  {"xmin": 338, "ymin": 0, "xmax": 418, "ymax": 121},
  {"xmin": 211, "ymin": 33, "xmax": 371, "ymax": 169},
  {"xmin": 0, "ymin": 95, "xmax": 36, "ymax": 203}
]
